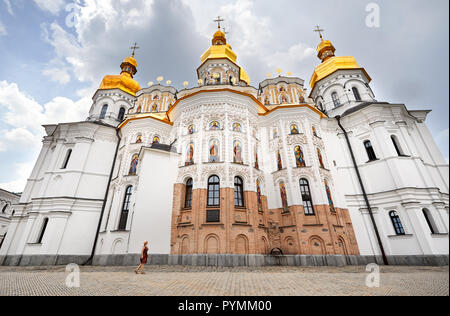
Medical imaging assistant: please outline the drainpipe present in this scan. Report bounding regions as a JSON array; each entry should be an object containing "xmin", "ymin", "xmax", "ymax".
[
  {"xmin": 336, "ymin": 116, "xmax": 389, "ymax": 265},
  {"xmin": 84, "ymin": 128, "xmax": 121, "ymax": 266}
]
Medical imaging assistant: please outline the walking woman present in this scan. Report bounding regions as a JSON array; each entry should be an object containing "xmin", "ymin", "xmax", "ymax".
[{"xmin": 135, "ymin": 241, "xmax": 149, "ymax": 274}]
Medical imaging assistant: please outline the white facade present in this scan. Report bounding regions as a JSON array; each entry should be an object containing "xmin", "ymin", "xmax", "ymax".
[
  {"xmin": 1, "ymin": 35, "xmax": 448, "ymax": 266},
  {"xmin": 0, "ymin": 189, "xmax": 20, "ymax": 249}
]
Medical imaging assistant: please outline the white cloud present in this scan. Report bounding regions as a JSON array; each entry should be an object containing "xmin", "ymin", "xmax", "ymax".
[
  {"xmin": 0, "ymin": 161, "xmax": 35, "ymax": 193},
  {"xmin": 33, "ymin": 0, "xmax": 67, "ymax": 15},
  {"xmin": 0, "ymin": 80, "xmax": 91, "ymax": 192},
  {"xmin": 0, "ymin": 20, "xmax": 7, "ymax": 36},
  {"xmin": 42, "ymin": 59, "xmax": 71, "ymax": 84},
  {"xmin": 3, "ymin": 0, "xmax": 13, "ymax": 15}
]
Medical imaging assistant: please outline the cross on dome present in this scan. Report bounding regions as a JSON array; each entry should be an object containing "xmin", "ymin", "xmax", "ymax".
[
  {"xmin": 130, "ymin": 42, "xmax": 139, "ymax": 57},
  {"xmin": 214, "ymin": 16, "xmax": 224, "ymax": 29},
  {"xmin": 314, "ymin": 25, "xmax": 324, "ymax": 40}
]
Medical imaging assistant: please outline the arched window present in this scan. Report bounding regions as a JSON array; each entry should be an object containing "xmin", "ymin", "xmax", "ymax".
[
  {"xmin": 37, "ymin": 217, "xmax": 49, "ymax": 244},
  {"xmin": 331, "ymin": 92, "xmax": 340, "ymax": 108},
  {"xmin": 207, "ymin": 176, "xmax": 220, "ymax": 207},
  {"xmin": 118, "ymin": 186, "xmax": 133, "ymax": 230},
  {"xmin": 390, "ymin": 211, "xmax": 405, "ymax": 235},
  {"xmin": 318, "ymin": 102, "xmax": 324, "ymax": 111},
  {"xmin": 118, "ymin": 107, "xmax": 126, "ymax": 121},
  {"xmin": 185, "ymin": 178, "xmax": 193, "ymax": 209},
  {"xmin": 1, "ymin": 204, "xmax": 7, "ymax": 213},
  {"xmin": 61, "ymin": 149, "xmax": 72, "ymax": 169},
  {"xmin": 352, "ymin": 87, "xmax": 362, "ymax": 101},
  {"xmin": 100, "ymin": 105, "xmax": 108, "ymax": 119},
  {"xmin": 391, "ymin": 135, "xmax": 404, "ymax": 156},
  {"xmin": 364, "ymin": 140, "xmax": 378, "ymax": 161},
  {"xmin": 234, "ymin": 177, "xmax": 245, "ymax": 207},
  {"xmin": 422, "ymin": 209, "xmax": 437, "ymax": 234},
  {"xmin": 299, "ymin": 179, "xmax": 315, "ymax": 215}
]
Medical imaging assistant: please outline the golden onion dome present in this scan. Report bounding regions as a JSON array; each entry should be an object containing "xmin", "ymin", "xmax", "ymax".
[
  {"xmin": 310, "ymin": 38, "xmax": 371, "ymax": 90},
  {"xmin": 200, "ymin": 29, "xmax": 250, "ymax": 85},
  {"xmin": 99, "ymin": 55, "xmax": 141, "ymax": 96}
]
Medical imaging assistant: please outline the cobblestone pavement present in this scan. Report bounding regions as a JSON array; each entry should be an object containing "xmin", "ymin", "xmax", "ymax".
[{"xmin": 0, "ymin": 265, "xmax": 448, "ymax": 296}]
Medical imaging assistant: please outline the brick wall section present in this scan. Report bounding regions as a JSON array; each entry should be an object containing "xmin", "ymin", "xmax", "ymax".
[{"xmin": 171, "ymin": 185, "xmax": 359, "ymax": 255}]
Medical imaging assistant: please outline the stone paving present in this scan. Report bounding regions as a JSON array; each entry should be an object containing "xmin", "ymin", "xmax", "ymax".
[{"xmin": 0, "ymin": 265, "xmax": 448, "ymax": 296}]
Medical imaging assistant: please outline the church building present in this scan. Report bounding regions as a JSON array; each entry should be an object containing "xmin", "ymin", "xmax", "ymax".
[{"xmin": 0, "ymin": 22, "xmax": 448, "ymax": 266}]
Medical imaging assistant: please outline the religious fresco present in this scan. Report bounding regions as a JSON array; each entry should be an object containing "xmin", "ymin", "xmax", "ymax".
[
  {"xmin": 254, "ymin": 147, "xmax": 259, "ymax": 169},
  {"xmin": 209, "ymin": 121, "xmax": 221, "ymax": 131},
  {"xmin": 317, "ymin": 148, "xmax": 325, "ymax": 169},
  {"xmin": 153, "ymin": 136, "xmax": 160, "ymax": 144},
  {"xmin": 277, "ymin": 150, "xmax": 283, "ymax": 170},
  {"xmin": 232, "ymin": 123, "xmax": 242, "ymax": 132},
  {"xmin": 290, "ymin": 124, "xmax": 299, "ymax": 134},
  {"xmin": 273, "ymin": 128, "xmax": 279, "ymax": 139},
  {"xmin": 279, "ymin": 181, "xmax": 289, "ymax": 212},
  {"xmin": 136, "ymin": 105, "xmax": 142, "ymax": 113},
  {"xmin": 151, "ymin": 103, "xmax": 158, "ymax": 112},
  {"xmin": 294, "ymin": 146, "xmax": 306, "ymax": 168},
  {"xmin": 188, "ymin": 124, "xmax": 195, "ymax": 135},
  {"xmin": 256, "ymin": 179, "xmax": 263, "ymax": 211},
  {"xmin": 136, "ymin": 135, "xmax": 143, "ymax": 143},
  {"xmin": 324, "ymin": 180, "xmax": 335, "ymax": 212},
  {"xmin": 209, "ymin": 139, "xmax": 220, "ymax": 163},
  {"xmin": 233, "ymin": 140, "xmax": 243, "ymax": 164},
  {"xmin": 312, "ymin": 126, "xmax": 318, "ymax": 137},
  {"xmin": 129, "ymin": 154, "xmax": 139, "ymax": 176},
  {"xmin": 186, "ymin": 143, "xmax": 194, "ymax": 166}
]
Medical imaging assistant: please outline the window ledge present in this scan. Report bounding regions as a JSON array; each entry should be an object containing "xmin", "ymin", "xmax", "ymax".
[
  {"xmin": 431, "ymin": 233, "xmax": 448, "ymax": 237},
  {"xmin": 110, "ymin": 230, "xmax": 130, "ymax": 233},
  {"xmin": 202, "ymin": 223, "xmax": 224, "ymax": 227},
  {"xmin": 388, "ymin": 234, "xmax": 413, "ymax": 238}
]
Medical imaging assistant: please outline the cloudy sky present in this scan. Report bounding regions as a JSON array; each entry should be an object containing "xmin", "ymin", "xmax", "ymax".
[{"xmin": 0, "ymin": 0, "xmax": 448, "ymax": 192}]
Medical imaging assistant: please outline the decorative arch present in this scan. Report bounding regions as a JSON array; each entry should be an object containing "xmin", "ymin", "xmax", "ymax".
[
  {"xmin": 309, "ymin": 236, "xmax": 326, "ymax": 255},
  {"xmin": 294, "ymin": 145, "xmax": 306, "ymax": 168},
  {"xmin": 235, "ymin": 234, "xmax": 249, "ymax": 255},
  {"xmin": 208, "ymin": 139, "xmax": 220, "ymax": 163},
  {"xmin": 337, "ymin": 236, "xmax": 348, "ymax": 255},
  {"xmin": 111, "ymin": 238, "xmax": 124, "ymax": 254},
  {"xmin": 180, "ymin": 235, "xmax": 190, "ymax": 254},
  {"xmin": 204, "ymin": 234, "xmax": 220, "ymax": 254},
  {"xmin": 260, "ymin": 236, "xmax": 269, "ymax": 254},
  {"xmin": 284, "ymin": 236, "xmax": 297, "ymax": 255}
]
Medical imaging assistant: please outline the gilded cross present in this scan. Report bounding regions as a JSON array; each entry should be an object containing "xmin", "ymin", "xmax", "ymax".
[
  {"xmin": 214, "ymin": 16, "xmax": 224, "ymax": 29},
  {"xmin": 314, "ymin": 25, "xmax": 324, "ymax": 40},
  {"xmin": 130, "ymin": 42, "xmax": 139, "ymax": 57}
]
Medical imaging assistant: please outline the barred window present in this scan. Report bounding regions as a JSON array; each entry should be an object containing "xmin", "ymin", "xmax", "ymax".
[
  {"xmin": 299, "ymin": 179, "xmax": 315, "ymax": 215},
  {"xmin": 118, "ymin": 186, "xmax": 133, "ymax": 230},
  {"xmin": 207, "ymin": 176, "xmax": 220, "ymax": 207},
  {"xmin": 390, "ymin": 211, "xmax": 405, "ymax": 235},
  {"xmin": 185, "ymin": 178, "xmax": 193, "ymax": 209},
  {"xmin": 234, "ymin": 177, "xmax": 245, "ymax": 207}
]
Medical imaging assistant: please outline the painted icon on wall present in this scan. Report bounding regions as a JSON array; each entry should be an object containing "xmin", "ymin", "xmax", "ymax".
[
  {"xmin": 233, "ymin": 123, "xmax": 242, "ymax": 132},
  {"xmin": 186, "ymin": 143, "xmax": 194, "ymax": 166},
  {"xmin": 295, "ymin": 146, "xmax": 306, "ymax": 168},
  {"xmin": 233, "ymin": 140, "xmax": 243, "ymax": 164},
  {"xmin": 256, "ymin": 179, "xmax": 263, "ymax": 211},
  {"xmin": 209, "ymin": 139, "xmax": 220, "ymax": 163},
  {"xmin": 254, "ymin": 147, "xmax": 259, "ymax": 169},
  {"xmin": 279, "ymin": 181, "xmax": 289, "ymax": 212},
  {"xmin": 188, "ymin": 125, "xmax": 195, "ymax": 135},
  {"xmin": 209, "ymin": 121, "xmax": 221, "ymax": 131},
  {"xmin": 153, "ymin": 136, "xmax": 160, "ymax": 144},
  {"xmin": 136, "ymin": 135, "xmax": 143, "ymax": 144},
  {"xmin": 151, "ymin": 103, "xmax": 158, "ymax": 112},
  {"xmin": 290, "ymin": 124, "xmax": 299, "ymax": 135},
  {"xmin": 129, "ymin": 154, "xmax": 139, "ymax": 176},
  {"xmin": 317, "ymin": 148, "xmax": 325, "ymax": 169},
  {"xmin": 277, "ymin": 150, "xmax": 283, "ymax": 170},
  {"xmin": 324, "ymin": 180, "xmax": 335, "ymax": 213}
]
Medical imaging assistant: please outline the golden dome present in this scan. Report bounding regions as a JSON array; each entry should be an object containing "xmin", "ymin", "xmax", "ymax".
[
  {"xmin": 310, "ymin": 38, "xmax": 371, "ymax": 90},
  {"xmin": 200, "ymin": 29, "xmax": 250, "ymax": 85},
  {"xmin": 99, "ymin": 55, "xmax": 141, "ymax": 96}
]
